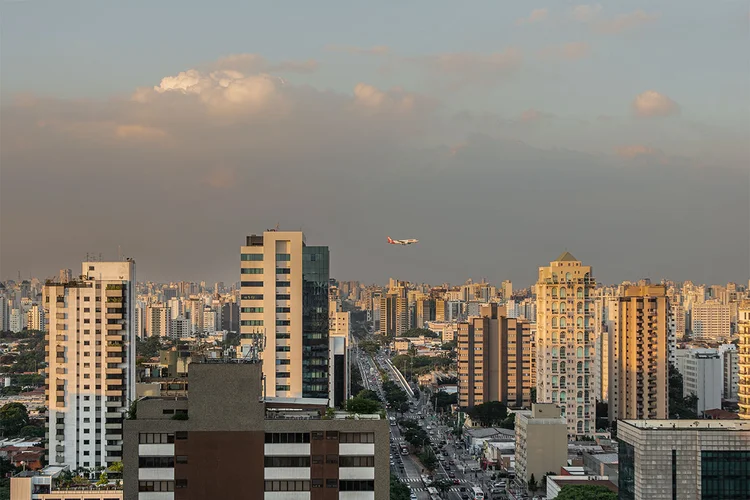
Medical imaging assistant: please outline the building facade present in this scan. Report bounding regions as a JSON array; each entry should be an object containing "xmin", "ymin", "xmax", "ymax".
[
  {"xmin": 44, "ymin": 260, "xmax": 136, "ymax": 469},
  {"xmin": 618, "ymin": 419, "xmax": 750, "ymax": 500},
  {"xmin": 691, "ymin": 302, "xmax": 731, "ymax": 342},
  {"xmin": 146, "ymin": 305, "xmax": 171, "ymax": 338},
  {"xmin": 239, "ymin": 231, "xmax": 330, "ymax": 400},
  {"xmin": 457, "ymin": 304, "xmax": 532, "ymax": 409},
  {"xmin": 675, "ymin": 348, "xmax": 722, "ymax": 415},
  {"xmin": 738, "ymin": 302, "xmax": 750, "ymax": 419},
  {"xmin": 514, "ymin": 403, "xmax": 568, "ymax": 485},
  {"xmin": 535, "ymin": 252, "xmax": 596, "ymax": 436},
  {"xmin": 609, "ymin": 285, "xmax": 669, "ymax": 421},
  {"xmin": 123, "ymin": 362, "xmax": 389, "ymax": 500}
]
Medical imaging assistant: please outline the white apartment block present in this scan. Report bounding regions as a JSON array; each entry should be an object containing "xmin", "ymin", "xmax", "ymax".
[
  {"xmin": 145, "ymin": 304, "xmax": 171, "ymax": 338},
  {"xmin": 27, "ymin": 304, "xmax": 45, "ymax": 331},
  {"xmin": 718, "ymin": 343, "xmax": 739, "ymax": 401},
  {"xmin": 44, "ymin": 260, "xmax": 135, "ymax": 469},
  {"xmin": 691, "ymin": 301, "xmax": 730, "ymax": 341},
  {"xmin": 171, "ymin": 317, "xmax": 191, "ymax": 339},
  {"xmin": 536, "ymin": 252, "xmax": 596, "ymax": 436},
  {"xmin": 675, "ymin": 348, "xmax": 722, "ymax": 415},
  {"xmin": 9, "ymin": 308, "xmax": 24, "ymax": 333}
]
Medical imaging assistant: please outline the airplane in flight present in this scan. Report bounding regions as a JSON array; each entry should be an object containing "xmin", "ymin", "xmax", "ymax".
[{"xmin": 387, "ymin": 236, "xmax": 419, "ymax": 246}]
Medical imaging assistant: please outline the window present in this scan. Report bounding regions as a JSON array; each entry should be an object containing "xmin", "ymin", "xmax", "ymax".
[
  {"xmin": 276, "ymin": 281, "xmax": 291, "ymax": 287},
  {"xmin": 276, "ymin": 307, "xmax": 291, "ymax": 313},
  {"xmin": 175, "ymin": 431, "xmax": 188, "ymax": 440},
  {"xmin": 264, "ymin": 433, "xmax": 310, "ymax": 444},
  {"xmin": 560, "ymin": 287, "xmax": 567, "ymax": 298},
  {"xmin": 139, "ymin": 456, "xmax": 175, "ymax": 468},
  {"xmin": 241, "ymin": 281, "xmax": 263, "ymax": 287},
  {"xmin": 276, "ymin": 294, "xmax": 291, "ymax": 300},
  {"xmin": 176, "ymin": 456, "xmax": 188, "ymax": 464},
  {"xmin": 326, "ymin": 479, "xmax": 338, "ymax": 488},
  {"xmin": 138, "ymin": 481, "xmax": 174, "ymax": 492},
  {"xmin": 326, "ymin": 431, "xmax": 339, "ymax": 440},
  {"xmin": 312, "ymin": 431, "xmax": 324, "ymax": 440},
  {"xmin": 241, "ymin": 253, "xmax": 263, "ymax": 261},
  {"xmin": 339, "ymin": 480, "xmax": 375, "ymax": 491},
  {"xmin": 276, "ymin": 268, "xmax": 291, "ymax": 274},
  {"xmin": 241, "ymin": 268, "xmax": 264, "ymax": 274},
  {"xmin": 312, "ymin": 455, "xmax": 324, "ymax": 464},
  {"xmin": 326, "ymin": 455, "xmax": 338, "ymax": 464},
  {"xmin": 275, "ymin": 359, "xmax": 291, "ymax": 365},
  {"xmin": 175, "ymin": 479, "xmax": 188, "ymax": 489},
  {"xmin": 264, "ymin": 456, "xmax": 311, "ymax": 467},
  {"xmin": 264, "ymin": 480, "xmax": 310, "ymax": 492},
  {"xmin": 241, "ymin": 294, "xmax": 263, "ymax": 300},
  {"xmin": 138, "ymin": 433, "xmax": 175, "ymax": 444},
  {"xmin": 276, "ymin": 253, "xmax": 291, "ymax": 261},
  {"xmin": 339, "ymin": 432, "xmax": 375, "ymax": 443},
  {"xmin": 275, "ymin": 346, "xmax": 290, "ymax": 352},
  {"xmin": 240, "ymin": 320, "xmax": 264, "ymax": 326},
  {"xmin": 701, "ymin": 450, "xmax": 750, "ymax": 500},
  {"xmin": 340, "ymin": 456, "xmax": 375, "ymax": 467},
  {"xmin": 275, "ymin": 385, "xmax": 290, "ymax": 391},
  {"xmin": 312, "ymin": 479, "xmax": 323, "ymax": 489},
  {"xmin": 241, "ymin": 307, "xmax": 264, "ymax": 313}
]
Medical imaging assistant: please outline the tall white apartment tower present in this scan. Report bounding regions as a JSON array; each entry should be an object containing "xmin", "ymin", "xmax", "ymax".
[
  {"xmin": 239, "ymin": 231, "xmax": 330, "ymax": 401},
  {"xmin": 44, "ymin": 260, "xmax": 135, "ymax": 469},
  {"xmin": 535, "ymin": 252, "xmax": 596, "ymax": 436},
  {"xmin": 738, "ymin": 301, "xmax": 750, "ymax": 419}
]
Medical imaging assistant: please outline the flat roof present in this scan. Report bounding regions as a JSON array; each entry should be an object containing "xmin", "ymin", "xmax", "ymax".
[{"xmin": 621, "ymin": 419, "xmax": 750, "ymax": 431}]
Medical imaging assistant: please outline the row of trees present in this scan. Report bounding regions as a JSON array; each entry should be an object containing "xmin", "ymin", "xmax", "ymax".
[
  {"xmin": 466, "ymin": 401, "xmax": 514, "ymax": 429},
  {"xmin": 0, "ymin": 330, "xmax": 46, "ymax": 374},
  {"xmin": 0, "ymin": 403, "xmax": 43, "ymax": 438}
]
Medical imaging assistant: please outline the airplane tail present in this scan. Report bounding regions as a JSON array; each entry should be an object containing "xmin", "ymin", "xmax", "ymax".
[{"xmin": 387, "ymin": 236, "xmax": 393, "ymax": 243}]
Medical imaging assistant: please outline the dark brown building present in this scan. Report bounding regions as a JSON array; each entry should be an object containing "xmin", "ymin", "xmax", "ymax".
[{"xmin": 123, "ymin": 362, "xmax": 389, "ymax": 500}]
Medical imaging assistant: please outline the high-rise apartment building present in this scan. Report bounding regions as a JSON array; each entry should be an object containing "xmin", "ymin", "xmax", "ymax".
[
  {"xmin": 719, "ymin": 344, "xmax": 739, "ymax": 401},
  {"xmin": 146, "ymin": 304, "xmax": 171, "ymax": 338},
  {"xmin": 691, "ymin": 301, "xmax": 731, "ymax": 341},
  {"xmin": 457, "ymin": 304, "xmax": 533, "ymax": 409},
  {"xmin": 737, "ymin": 302, "xmax": 750, "ymax": 419},
  {"xmin": 123, "ymin": 362, "xmax": 389, "ymax": 500},
  {"xmin": 609, "ymin": 285, "xmax": 669, "ymax": 421},
  {"xmin": 617, "ymin": 419, "xmax": 750, "ymax": 500},
  {"xmin": 44, "ymin": 260, "xmax": 135, "ymax": 469},
  {"xmin": 668, "ymin": 301, "xmax": 685, "ymax": 364},
  {"xmin": 535, "ymin": 252, "xmax": 596, "ymax": 436},
  {"xmin": 675, "ymin": 348, "xmax": 722, "ymax": 415},
  {"xmin": 26, "ymin": 303, "xmax": 45, "ymax": 331},
  {"xmin": 415, "ymin": 297, "xmax": 435, "ymax": 329},
  {"xmin": 239, "ymin": 231, "xmax": 330, "ymax": 400},
  {"xmin": 379, "ymin": 292, "xmax": 407, "ymax": 338}
]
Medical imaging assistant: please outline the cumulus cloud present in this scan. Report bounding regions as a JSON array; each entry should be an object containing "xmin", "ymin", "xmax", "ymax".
[
  {"xmin": 353, "ymin": 83, "xmax": 417, "ymax": 113},
  {"xmin": 326, "ymin": 45, "xmax": 390, "ymax": 55},
  {"xmin": 595, "ymin": 10, "xmax": 658, "ymax": 34},
  {"xmin": 537, "ymin": 42, "xmax": 591, "ymax": 61},
  {"xmin": 516, "ymin": 8, "xmax": 549, "ymax": 25},
  {"xmin": 572, "ymin": 4, "xmax": 602, "ymax": 22},
  {"xmin": 632, "ymin": 90, "xmax": 680, "ymax": 117}
]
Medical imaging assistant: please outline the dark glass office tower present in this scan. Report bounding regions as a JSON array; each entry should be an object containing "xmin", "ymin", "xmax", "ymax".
[{"xmin": 302, "ymin": 246, "xmax": 330, "ymax": 399}]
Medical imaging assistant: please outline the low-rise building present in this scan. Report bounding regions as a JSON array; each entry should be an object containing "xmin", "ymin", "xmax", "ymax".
[
  {"xmin": 10, "ymin": 466, "xmax": 123, "ymax": 500},
  {"xmin": 124, "ymin": 361, "xmax": 389, "ymax": 500},
  {"xmin": 617, "ymin": 419, "xmax": 750, "ymax": 500},
  {"xmin": 514, "ymin": 403, "xmax": 568, "ymax": 485}
]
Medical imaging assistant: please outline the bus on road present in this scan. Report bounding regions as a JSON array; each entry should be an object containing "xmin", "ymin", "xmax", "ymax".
[{"xmin": 470, "ymin": 486, "xmax": 485, "ymax": 500}]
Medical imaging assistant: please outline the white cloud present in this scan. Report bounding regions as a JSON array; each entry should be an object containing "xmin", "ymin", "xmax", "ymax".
[
  {"xmin": 632, "ymin": 90, "xmax": 680, "ymax": 117},
  {"xmin": 537, "ymin": 42, "xmax": 591, "ymax": 61},
  {"xmin": 572, "ymin": 4, "xmax": 602, "ymax": 22},
  {"xmin": 516, "ymin": 8, "xmax": 549, "ymax": 26}
]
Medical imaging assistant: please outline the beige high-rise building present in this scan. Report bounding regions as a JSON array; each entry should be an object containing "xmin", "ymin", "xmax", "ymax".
[
  {"xmin": 457, "ymin": 304, "xmax": 533, "ymax": 409},
  {"xmin": 239, "ymin": 231, "xmax": 330, "ymax": 400},
  {"xmin": 738, "ymin": 302, "xmax": 750, "ymax": 419},
  {"xmin": 535, "ymin": 252, "xmax": 596, "ymax": 436},
  {"xmin": 609, "ymin": 285, "xmax": 669, "ymax": 421},
  {"xmin": 691, "ymin": 301, "xmax": 731, "ymax": 341},
  {"xmin": 379, "ymin": 291, "xmax": 408, "ymax": 337},
  {"xmin": 435, "ymin": 299, "xmax": 447, "ymax": 322},
  {"xmin": 44, "ymin": 260, "xmax": 135, "ymax": 469},
  {"xmin": 145, "ymin": 304, "xmax": 171, "ymax": 338}
]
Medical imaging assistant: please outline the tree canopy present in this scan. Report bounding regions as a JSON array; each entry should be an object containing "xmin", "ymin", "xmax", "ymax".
[
  {"xmin": 136, "ymin": 336, "xmax": 162, "ymax": 359},
  {"xmin": 0, "ymin": 403, "xmax": 29, "ymax": 437},
  {"xmin": 669, "ymin": 363, "xmax": 698, "ymax": 418},
  {"xmin": 555, "ymin": 484, "xmax": 618, "ymax": 500},
  {"xmin": 431, "ymin": 390, "xmax": 457, "ymax": 411},
  {"xmin": 356, "ymin": 389, "xmax": 381, "ymax": 402},
  {"xmin": 390, "ymin": 474, "xmax": 410, "ymax": 500},
  {"xmin": 345, "ymin": 396, "xmax": 381, "ymax": 414},
  {"xmin": 467, "ymin": 401, "xmax": 508, "ymax": 427},
  {"xmin": 402, "ymin": 328, "xmax": 439, "ymax": 338}
]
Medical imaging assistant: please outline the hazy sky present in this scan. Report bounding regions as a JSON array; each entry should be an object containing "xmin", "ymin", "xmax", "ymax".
[{"xmin": 1, "ymin": 0, "xmax": 748, "ymax": 288}]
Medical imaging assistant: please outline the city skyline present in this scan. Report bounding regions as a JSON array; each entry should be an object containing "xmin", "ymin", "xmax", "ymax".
[{"xmin": 1, "ymin": 1, "xmax": 748, "ymax": 287}]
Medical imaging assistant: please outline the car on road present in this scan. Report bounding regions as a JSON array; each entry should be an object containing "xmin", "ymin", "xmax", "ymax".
[
  {"xmin": 448, "ymin": 472, "xmax": 455, "ymax": 478},
  {"xmin": 453, "ymin": 478, "xmax": 460, "ymax": 485},
  {"xmin": 460, "ymin": 494, "xmax": 469, "ymax": 500},
  {"xmin": 449, "ymin": 460, "xmax": 455, "ymax": 465},
  {"xmin": 409, "ymin": 493, "xmax": 418, "ymax": 500}
]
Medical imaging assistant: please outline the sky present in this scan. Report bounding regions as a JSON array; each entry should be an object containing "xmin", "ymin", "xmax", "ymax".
[{"xmin": 1, "ymin": 0, "xmax": 748, "ymax": 288}]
